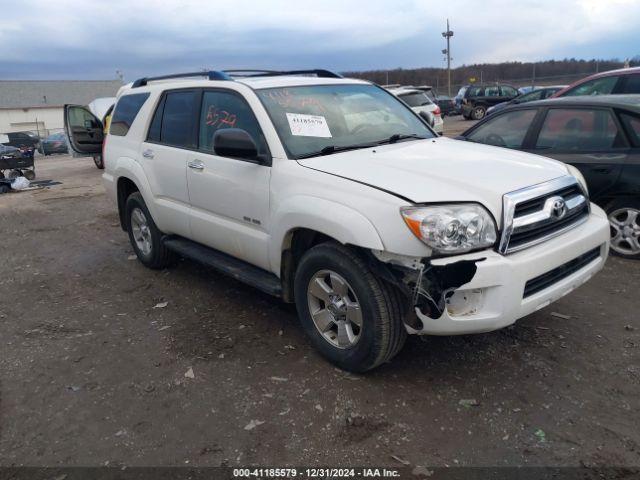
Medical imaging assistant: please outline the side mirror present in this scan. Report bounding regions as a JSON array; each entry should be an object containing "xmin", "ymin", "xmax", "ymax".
[{"xmin": 213, "ymin": 128, "xmax": 259, "ymax": 162}]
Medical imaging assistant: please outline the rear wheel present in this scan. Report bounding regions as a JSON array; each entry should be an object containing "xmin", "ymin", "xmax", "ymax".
[
  {"xmin": 294, "ymin": 242, "xmax": 407, "ymax": 372},
  {"xmin": 93, "ymin": 155, "xmax": 104, "ymax": 169},
  {"xmin": 125, "ymin": 192, "xmax": 174, "ymax": 269},
  {"xmin": 471, "ymin": 105, "xmax": 487, "ymax": 120},
  {"xmin": 24, "ymin": 170, "xmax": 35, "ymax": 181},
  {"xmin": 607, "ymin": 199, "xmax": 640, "ymax": 259}
]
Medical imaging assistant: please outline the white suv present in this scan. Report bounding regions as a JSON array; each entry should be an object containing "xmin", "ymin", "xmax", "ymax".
[
  {"xmin": 65, "ymin": 69, "xmax": 610, "ymax": 372},
  {"xmin": 386, "ymin": 87, "xmax": 444, "ymax": 135}
]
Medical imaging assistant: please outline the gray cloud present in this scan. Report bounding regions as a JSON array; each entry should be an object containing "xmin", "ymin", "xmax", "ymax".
[{"xmin": 0, "ymin": 0, "xmax": 638, "ymax": 80}]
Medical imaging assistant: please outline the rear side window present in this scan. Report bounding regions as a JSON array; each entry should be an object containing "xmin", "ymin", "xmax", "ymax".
[
  {"xmin": 158, "ymin": 90, "xmax": 198, "ymax": 148},
  {"xmin": 500, "ymin": 86, "xmax": 518, "ymax": 97},
  {"xmin": 467, "ymin": 109, "xmax": 537, "ymax": 148},
  {"xmin": 621, "ymin": 75, "xmax": 640, "ymax": 94},
  {"xmin": 535, "ymin": 108, "xmax": 626, "ymax": 150},
  {"xmin": 110, "ymin": 93, "xmax": 150, "ymax": 136},
  {"xmin": 564, "ymin": 76, "xmax": 618, "ymax": 96},
  {"xmin": 620, "ymin": 113, "xmax": 640, "ymax": 146}
]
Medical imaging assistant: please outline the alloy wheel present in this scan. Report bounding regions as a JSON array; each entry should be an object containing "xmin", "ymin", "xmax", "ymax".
[
  {"xmin": 306, "ymin": 270, "xmax": 363, "ymax": 349},
  {"xmin": 609, "ymin": 207, "xmax": 640, "ymax": 256},
  {"xmin": 130, "ymin": 207, "xmax": 153, "ymax": 256}
]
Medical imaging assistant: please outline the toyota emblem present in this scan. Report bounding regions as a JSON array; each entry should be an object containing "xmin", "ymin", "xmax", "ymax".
[{"xmin": 551, "ymin": 198, "xmax": 567, "ymax": 219}]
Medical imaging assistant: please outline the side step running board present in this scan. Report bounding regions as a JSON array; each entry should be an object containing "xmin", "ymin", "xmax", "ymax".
[{"xmin": 163, "ymin": 236, "xmax": 282, "ymax": 297}]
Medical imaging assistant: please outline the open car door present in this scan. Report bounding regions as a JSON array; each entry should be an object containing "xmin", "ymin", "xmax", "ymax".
[{"xmin": 64, "ymin": 104, "xmax": 103, "ymax": 158}]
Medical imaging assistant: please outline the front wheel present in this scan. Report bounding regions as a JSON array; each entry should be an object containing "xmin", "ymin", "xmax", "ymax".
[
  {"xmin": 294, "ymin": 242, "xmax": 407, "ymax": 372},
  {"xmin": 125, "ymin": 192, "xmax": 175, "ymax": 269},
  {"xmin": 607, "ymin": 199, "xmax": 640, "ymax": 259}
]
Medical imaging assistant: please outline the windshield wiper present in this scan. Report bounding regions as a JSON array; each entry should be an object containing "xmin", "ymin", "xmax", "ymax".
[
  {"xmin": 377, "ymin": 133, "xmax": 427, "ymax": 145},
  {"xmin": 296, "ymin": 142, "xmax": 377, "ymax": 159}
]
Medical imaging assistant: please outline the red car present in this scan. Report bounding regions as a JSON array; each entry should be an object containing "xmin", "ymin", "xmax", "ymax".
[{"xmin": 552, "ymin": 67, "xmax": 640, "ymax": 98}]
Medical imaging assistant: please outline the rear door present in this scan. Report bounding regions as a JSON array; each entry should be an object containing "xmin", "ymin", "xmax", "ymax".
[
  {"xmin": 140, "ymin": 89, "xmax": 198, "ymax": 237},
  {"xmin": 526, "ymin": 107, "xmax": 629, "ymax": 200},
  {"xmin": 64, "ymin": 105, "xmax": 103, "ymax": 157}
]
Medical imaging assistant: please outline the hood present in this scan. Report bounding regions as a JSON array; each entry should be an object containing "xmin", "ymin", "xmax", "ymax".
[{"xmin": 297, "ymin": 137, "xmax": 569, "ymax": 220}]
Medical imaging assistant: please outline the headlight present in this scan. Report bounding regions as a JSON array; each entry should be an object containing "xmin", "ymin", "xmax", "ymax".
[
  {"xmin": 566, "ymin": 165, "xmax": 589, "ymax": 195},
  {"xmin": 401, "ymin": 204, "xmax": 497, "ymax": 254}
]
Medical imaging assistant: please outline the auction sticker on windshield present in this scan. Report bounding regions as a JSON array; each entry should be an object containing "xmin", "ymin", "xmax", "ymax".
[{"xmin": 286, "ymin": 113, "xmax": 332, "ymax": 137}]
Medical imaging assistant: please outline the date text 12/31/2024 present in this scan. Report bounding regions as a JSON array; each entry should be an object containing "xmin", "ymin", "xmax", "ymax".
[{"xmin": 233, "ymin": 468, "xmax": 403, "ymax": 478}]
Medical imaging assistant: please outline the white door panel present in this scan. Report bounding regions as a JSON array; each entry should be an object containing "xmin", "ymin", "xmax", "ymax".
[
  {"xmin": 187, "ymin": 153, "xmax": 271, "ymax": 270},
  {"xmin": 140, "ymin": 141, "xmax": 190, "ymax": 236}
]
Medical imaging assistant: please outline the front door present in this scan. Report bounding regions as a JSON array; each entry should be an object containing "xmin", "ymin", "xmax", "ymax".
[
  {"xmin": 64, "ymin": 105, "xmax": 103, "ymax": 157},
  {"xmin": 186, "ymin": 89, "xmax": 272, "ymax": 271},
  {"xmin": 527, "ymin": 107, "xmax": 628, "ymax": 200}
]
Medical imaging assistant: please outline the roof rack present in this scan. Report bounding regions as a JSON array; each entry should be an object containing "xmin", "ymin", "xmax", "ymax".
[
  {"xmin": 224, "ymin": 69, "xmax": 343, "ymax": 79},
  {"xmin": 131, "ymin": 71, "xmax": 232, "ymax": 88}
]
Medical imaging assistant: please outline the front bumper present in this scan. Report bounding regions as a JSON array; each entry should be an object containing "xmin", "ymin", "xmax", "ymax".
[{"xmin": 410, "ymin": 206, "xmax": 610, "ymax": 335}]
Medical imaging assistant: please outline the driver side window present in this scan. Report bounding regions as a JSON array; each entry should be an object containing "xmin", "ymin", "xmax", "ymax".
[
  {"xmin": 466, "ymin": 109, "xmax": 537, "ymax": 148},
  {"xmin": 198, "ymin": 90, "xmax": 268, "ymax": 156}
]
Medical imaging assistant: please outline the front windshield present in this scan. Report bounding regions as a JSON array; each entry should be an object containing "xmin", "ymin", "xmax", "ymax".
[{"xmin": 256, "ymin": 84, "xmax": 435, "ymax": 159}]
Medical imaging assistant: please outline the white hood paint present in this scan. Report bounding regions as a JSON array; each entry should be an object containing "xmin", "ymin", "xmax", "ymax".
[{"xmin": 298, "ymin": 137, "xmax": 569, "ymax": 219}]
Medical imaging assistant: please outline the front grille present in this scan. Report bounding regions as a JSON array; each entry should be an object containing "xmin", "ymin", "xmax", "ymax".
[
  {"xmin": 499, "ymin": 176, "xmax": 590, "ymax": 254},
  {"xmin": 523, "ymin": 246, "xmax": 601, "ymax": 298}
]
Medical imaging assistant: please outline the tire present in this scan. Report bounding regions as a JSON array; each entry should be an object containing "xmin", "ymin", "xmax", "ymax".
[
  {"xmin": 93, "ymin": 155, "xmax": 104, "ymax": 169},
  {"xmin": 24, "ymin": 170, "xmax": 35, "ymax": 181},
  {"xmin": 471, "ymin": 105, "xmax": 487, "ymax": 120},
  {"xmin": 606, "ymin": 198, "xmax": 640, "ymax": 259},
  {"xmin": 125, "ymin": 192, "xmax": 174, "ymax": 269},
  {"xmin": 294, "ymin": 242, "xmax": 407, "ymax": 372},
  {"xmin": 0, "ymin": 184, "xmax": 10, "ymax": 194}
]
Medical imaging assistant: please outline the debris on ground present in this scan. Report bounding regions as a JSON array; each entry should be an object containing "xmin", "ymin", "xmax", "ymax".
[
  {"xmin": 269, "ymin": 376, "xmax": 288, "ymax": 382},
  {"xmin": 244, "ymin": 420, "xmax": 265, "ymax": 431},
  {"xmin": 184, "ymin": 367, "xmax": 195, "ymax": 379},
  {"xmin": 412, "ymin": 466, "xmax": 433, "ymax": 477},
  {"xmin": 127, "ymin": 255, "xmax": 137, "ymax": 260},
  {"xmin": 158, "ymin": 325, "xmax": 171, "ymax": 331},
  {"xmin": 534, "ymin": 429, "xmax": 547, "ymax": 442},
  {"xmin": 153, "ymin": 301, "xmax": 168, "ymax": 309},
  {"xmin": 391, "ymin": 454, "xmax": 410, "ymax": 465},
  {"xmin": 625, "ymin": 325, "xmax": 635, "ymax": 331},
  {"xmin": 458, "ymin": 399, "xmax": 480, "ymax": 408},
  {"xmin": 550, "ymin": 312, "xmax": 571, "ymax": 320},
  {"xmin": 11, "ymin": 177, "xmax": 30, "ymax": 190}
]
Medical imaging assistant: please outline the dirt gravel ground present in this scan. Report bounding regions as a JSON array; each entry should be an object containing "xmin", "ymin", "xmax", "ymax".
[{"xmin": 0, "ymin": 152, "xmax": 639, "ymax": 469}]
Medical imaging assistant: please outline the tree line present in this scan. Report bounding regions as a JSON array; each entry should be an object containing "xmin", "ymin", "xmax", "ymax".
[{"xmin": 343, "ymin": 58, "xmax": 640, "ymax": 95}]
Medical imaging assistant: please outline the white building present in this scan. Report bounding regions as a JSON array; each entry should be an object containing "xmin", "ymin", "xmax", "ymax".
[{"xmin": 0, "ymin": 80, "xmax": 122, "ymax": 136}]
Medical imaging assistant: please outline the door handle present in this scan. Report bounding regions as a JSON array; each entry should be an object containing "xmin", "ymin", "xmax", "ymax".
[
  {"xmin": 188, "ymin": 160, "xmax": 204, "ymax": 170},
  {"xmin": 142, "ymin": 149, "xmax": 154, "ymax": 159}
]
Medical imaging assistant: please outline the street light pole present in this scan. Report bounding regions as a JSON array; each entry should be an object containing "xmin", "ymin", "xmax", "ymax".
[{"xmin": 442, "ymin": 19, "xmax": 454, "ymax": 97}]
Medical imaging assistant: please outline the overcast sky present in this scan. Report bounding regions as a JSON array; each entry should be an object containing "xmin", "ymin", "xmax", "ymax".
[{"xmin": 0, "ymin": 0, "xmax": 638, "ymax": 81}]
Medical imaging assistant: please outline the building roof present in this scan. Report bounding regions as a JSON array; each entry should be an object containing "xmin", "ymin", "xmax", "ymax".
[{"xmin": 0, "ymin": 80, "xmax": 123, "ymax": 109}]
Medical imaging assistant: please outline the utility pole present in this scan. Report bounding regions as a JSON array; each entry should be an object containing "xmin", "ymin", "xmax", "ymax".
[{"xmin": 442, "ymin": 19, "xmax": 454, "ymax": 96}]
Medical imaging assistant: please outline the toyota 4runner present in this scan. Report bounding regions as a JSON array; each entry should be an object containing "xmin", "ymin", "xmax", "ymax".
[{"xmin": 65, "ymin": 69, "xmax": 610, "ymax": 372}]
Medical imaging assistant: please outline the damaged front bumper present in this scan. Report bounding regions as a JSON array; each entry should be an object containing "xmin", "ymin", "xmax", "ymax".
[{"xmin": 376, "ymin": 207, "xmax": 610, "ymax": 336}]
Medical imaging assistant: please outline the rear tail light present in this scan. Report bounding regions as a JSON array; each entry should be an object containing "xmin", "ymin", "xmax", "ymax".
[{"xmin": 433, "ymin": 106, "xmax": 441, "ymax": 116}]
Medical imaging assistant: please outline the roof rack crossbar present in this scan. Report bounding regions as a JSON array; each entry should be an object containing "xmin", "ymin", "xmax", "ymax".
[
  {"xmin": 131, "ymin": 71, "xmax": 232, "ymax": 88},
  {"xmin": 223, "ymin": 69, "xmax": 342, "ymax": 79}
]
